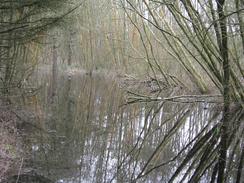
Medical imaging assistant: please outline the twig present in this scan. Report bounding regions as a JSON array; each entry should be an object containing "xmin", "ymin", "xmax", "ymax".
[{"xmin": 16, "ymin": 158, "xmax": 24, "ymax": 183}]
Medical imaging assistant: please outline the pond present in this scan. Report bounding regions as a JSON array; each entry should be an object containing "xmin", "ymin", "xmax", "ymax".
[{"xmin": 5, "ymin": 71, "xmax": 242, "ymax": 183}]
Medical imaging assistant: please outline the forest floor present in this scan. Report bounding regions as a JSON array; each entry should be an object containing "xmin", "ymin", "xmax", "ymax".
[{"xmin": 0, "ymin": 101, "xmax": 20, "ymax": 182}]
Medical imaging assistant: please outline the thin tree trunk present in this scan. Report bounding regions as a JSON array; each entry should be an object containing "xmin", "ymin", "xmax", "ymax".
[
  {"xmin": 3, "ymin": 0, "xmax": 14, "ymax": 94},
  {"xmin": 236, "ymin": 147, "xmax": 244, "ymax": 183},
  {"xmin": 68, "ymin": 29, "xmax": 72, "ymax": 66},
  {"xmin": 235, "ymin": 0, "xmax": 244, "ymax": 55},
  {"xmin": 216, "ymin": 0, "xmax": 231, "ymax": 182},
  {"xmin": 51, "ymin": 36, "xmax": 58, "ymax": 102}
]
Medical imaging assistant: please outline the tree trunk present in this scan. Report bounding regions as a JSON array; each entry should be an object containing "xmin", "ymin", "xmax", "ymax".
[
  {"xmin": 216, "ymin": 0, "xmax": 231, "ymax": 182},
  {"xmin": 51, "ymin": 36, "xmax": 58, "ymax": 102}
]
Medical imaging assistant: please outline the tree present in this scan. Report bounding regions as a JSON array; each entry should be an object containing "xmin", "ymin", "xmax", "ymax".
[
  {"xmin": 122, "ymin": 0, "xmax": 244, "ymax": 182},
  {"xmin": 0, "ymin": 0, "xmax": 81, "ymax": 94}
]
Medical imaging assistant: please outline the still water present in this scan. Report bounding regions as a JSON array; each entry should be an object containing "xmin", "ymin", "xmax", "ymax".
[{"xmin": 13, "ymin": 72, "xmax": 225, "ymax": 183}]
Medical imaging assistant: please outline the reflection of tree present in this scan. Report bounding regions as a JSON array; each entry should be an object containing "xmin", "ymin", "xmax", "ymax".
[{"xmin": 23, "ymin": 75, "xmax": 243, "ymax": 183}]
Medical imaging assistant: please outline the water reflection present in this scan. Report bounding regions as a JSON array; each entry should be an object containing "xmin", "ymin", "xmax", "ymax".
[{"xmin": 15, "ymin": 73, "xmax": 233, "ymax": 183}]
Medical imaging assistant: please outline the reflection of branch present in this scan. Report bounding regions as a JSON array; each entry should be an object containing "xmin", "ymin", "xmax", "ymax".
[
  {"xmin": 130, "ymin": 101, "xmax": 166, "ymax": 180},
  {"xmin": 134, "ymin": 109, "xmax": 191, "ymax": 180},
  {"xmin": 127, "ymin": 91, "xmax": 223, "ymax": 104},
  {"xmin": 139, "ymin": 122, "xmax": 219, "ymax": 180}
]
